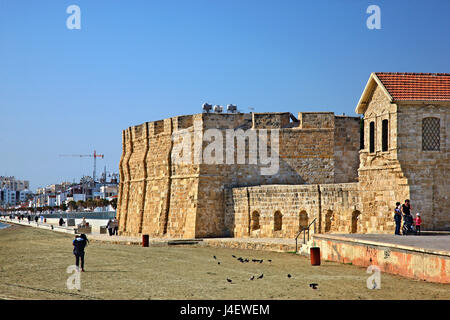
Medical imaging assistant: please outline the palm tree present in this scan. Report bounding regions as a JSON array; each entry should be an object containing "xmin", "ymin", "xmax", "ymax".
[{"xmin": 68, "ymin": 201, "xmax": 77, "ymax": 211}]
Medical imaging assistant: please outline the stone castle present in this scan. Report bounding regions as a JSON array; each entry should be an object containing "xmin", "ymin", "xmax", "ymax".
[{"xmin": 117, "ymin": 72, "xmax": 449, "ymax": 238}]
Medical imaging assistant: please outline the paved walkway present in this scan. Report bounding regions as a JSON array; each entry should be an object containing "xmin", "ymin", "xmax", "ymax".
[
  {"xmin": 315, "ymin": 232, "xmax": 450, "ymax": 255},
  {"xmin": 2, "ymin": 217, "xmax": 448, "ymax": 254}
]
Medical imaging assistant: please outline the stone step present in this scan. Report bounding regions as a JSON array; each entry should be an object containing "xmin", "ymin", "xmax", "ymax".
[{"xmin": 167, "ymin": 239, "xmax": 203, "ymax": 245}]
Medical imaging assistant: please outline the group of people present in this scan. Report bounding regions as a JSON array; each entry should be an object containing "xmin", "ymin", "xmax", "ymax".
[
  {"xmin": 106, "ymin": 217, "xmax": 119, "ymax": 236},
  {"xmin": 394, "ymin": 199, "xmax": 422, "ymax": 235},
  {"xmin": 9, "ymin": 214, "xmax": 39, "ymax": 223}
]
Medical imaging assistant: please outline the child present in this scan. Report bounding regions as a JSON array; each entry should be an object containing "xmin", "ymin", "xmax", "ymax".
[
  {"xmin": 394, "ymin": 202, "xmax": 402, "ymax": 235},
  {"xmin": 414, "ymin": 213, "xmax": 422, "ymax": 235}
]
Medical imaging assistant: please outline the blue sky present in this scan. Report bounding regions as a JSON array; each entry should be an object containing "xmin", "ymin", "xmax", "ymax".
[{"xmin": 0, "ymin": 0, "xmax": 449, "ymax": 190}]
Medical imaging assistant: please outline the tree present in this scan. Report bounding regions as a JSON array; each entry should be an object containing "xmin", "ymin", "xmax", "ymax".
[
  {"xmin": 85, "ymin": 199, "xmax": 96, "ymax": 211},
  {"xmin": 76, "ymin": 200, "xmax": 86, "ymax": 210},
  {"xmin": 68, "ymin": 201, "xmax": 77, "ymax": 211}
]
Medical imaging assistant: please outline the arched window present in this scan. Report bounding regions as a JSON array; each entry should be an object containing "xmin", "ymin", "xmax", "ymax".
[
  {"xmin": 369, "ymin": 121, "xmax": 375, "ymax": 153},
  {"xmin": 382, "ymin": 119, "xmax": 388, "ymax": 152},
  {"xmin": 251, "ymin": 211, "xmax": 260, "ymax": 231},
  {"xmin": 422, "ymin": 117, "xmax": 440, "ymax": 151},
  {"xmin": 274, "ymin": 211, "xmax": 282, "ymax": 231},
  {"xmin": 351, "ymin": 211, "xmax": 361, "ymax": 233},
  {"xmin": 299, "ymin": 210, "xmax": 308, "ymax": 230}
]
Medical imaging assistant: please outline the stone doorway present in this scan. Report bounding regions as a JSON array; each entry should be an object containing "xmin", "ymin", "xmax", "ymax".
[
  {"xmin": 325, "ymin": 210, "xmax": 333, "ymax": 233},
  {"xmin": 251, "ymin": 211, "xmax": 260, "ymax": 231},
  {"xmin": 351, "ymin": 210, "xmax": 361, "ymax": 233}
]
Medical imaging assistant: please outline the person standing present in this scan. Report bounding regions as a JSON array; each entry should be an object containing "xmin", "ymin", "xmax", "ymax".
[
  {"xmin": 73, "ymin": 234, "xmax": 89, "ymax": 272},
  {"xmin": 401, "ymin": 199, "xmax": 412, "ymax": 217},
  {"xmin": 106, "ymin": 219, "xmax": 113, "ymax": 236},
  {"xmin": 394, "ymin": 202, "xmax": 402, "ymax": 235},
  {"xmin": 415, "ymin": 213, "xmax": 422, "ymax": 235},
  {"xmin": 113, "ymin": 217, "xmax": 119, "ymax": 235}
]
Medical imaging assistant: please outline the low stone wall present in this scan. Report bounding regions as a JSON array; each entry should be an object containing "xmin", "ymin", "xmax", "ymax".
[
  {"xmin": 313, "ymin": 234, "xmax": 450, "ymax": 284},
  {"xmin": 225, "ymin": 183, "xmax": 361, "ymax": 238}
]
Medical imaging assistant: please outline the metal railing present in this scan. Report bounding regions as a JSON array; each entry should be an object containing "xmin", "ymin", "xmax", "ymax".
[{"xmin": 295, "ymin": 218, "xmax": 317, "ymax": 253}]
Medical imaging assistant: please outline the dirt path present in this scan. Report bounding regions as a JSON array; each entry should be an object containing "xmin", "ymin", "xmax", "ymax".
[{"xmin": 0, "ymin": 225, "xmax": 448, "ymax": 300}]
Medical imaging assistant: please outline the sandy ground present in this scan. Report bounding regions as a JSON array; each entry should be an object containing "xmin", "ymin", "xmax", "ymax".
[{"xmin": 0, "ymin": 225, "xmax": 448, "ymax": 300}]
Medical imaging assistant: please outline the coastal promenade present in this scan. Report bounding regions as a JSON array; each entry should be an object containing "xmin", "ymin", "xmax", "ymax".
[
  {"xmin": 0, "ymin": 217, "xmax": 298, "ymax": 250},
  {"xmin": 2, "ymin": 216, "xmax": 449, "ymax": 283}
]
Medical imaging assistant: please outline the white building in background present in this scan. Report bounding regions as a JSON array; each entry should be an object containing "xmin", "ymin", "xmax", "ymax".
[
  {"xmin": 100, "ymin": 185, "xmax": 118, "ymax": 199},
  {"xmin": 1, "ymin": 189, "xmax": 16, "ymax": 205},
  {"xmin": 47, "ymin": 195, "xmax": 57, "ymax": 207},
  {"xmin": 56, "ymin": 192, "xmax": 67, "ymax": 206},
  {"xmin": 19, "ymin": 189, "xmax": 33, "ymax": 203},
  {"xmin": 0, "ymin": 176, "xmax": 29, "ymax": 191},
  {"xmin": 70, "ymin": 194, "xmax": 86, "ymax": 202}
]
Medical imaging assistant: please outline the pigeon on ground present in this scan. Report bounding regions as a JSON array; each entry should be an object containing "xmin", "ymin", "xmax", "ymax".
[
  {"xmin": 227, "ymin": 278, "xmax": 232, "ymax": 283},
  {"xmin": 268, "ymin": 260, "xmax": 272, "ymax": 263},
  {"xmin": 232, "ymin": 255, "xmax": 236, "ymax": 258},
  {"xmin": 257, "ymin": 274, "xmax": 264, "ymax": 279},
  {"xmin": 259, "ymin": 260, "xmax": 263, "ymax": 263},
  {"xmin": 213, "ymin": 256, "xmax": 217, "ymax": 260},
  {"xmin": 250, "ymin": 276, "xmax": 255, "ymax": 280},
  {"xmin": 287, "ymin": 274, "xmax": 292, "ymax": 278},
  {"xmin": 252, "ymin": 259, "xmax": 258, "ymax": 262},
  {"xmin": 218, "ymin": 262, "xmax": 220, "ymax": 265},
  {"xmin": 309, "ymin": 283, "xmax": 318, "ymax": 289}
]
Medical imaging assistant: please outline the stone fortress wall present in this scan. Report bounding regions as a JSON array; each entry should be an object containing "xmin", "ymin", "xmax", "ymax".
[
  {"xmin": 117, "ymin": 72, "xmax": 449, "ymax": 239},
  {"xmin": 117, "ymin": 111, "xmax": 361, "ymax": 238}
]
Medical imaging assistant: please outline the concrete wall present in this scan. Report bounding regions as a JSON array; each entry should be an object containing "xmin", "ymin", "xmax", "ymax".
[{"xmin": 314, "ymin": 234, "xmax": 450, "ymax": 284}]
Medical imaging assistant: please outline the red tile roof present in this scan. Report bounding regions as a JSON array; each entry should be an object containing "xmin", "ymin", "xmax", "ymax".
[{"xmin": 375, "ymin": 72, "xmax": 450, "ymax": 101}]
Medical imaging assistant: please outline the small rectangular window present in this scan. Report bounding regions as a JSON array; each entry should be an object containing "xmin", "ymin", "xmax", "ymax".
[
  {"xmin": 360, "ymin": 118, "xmax": 364, "ymax": 150},
  {"xmin": 369, "ymin": 121, "xmax": 375, "ymax": 153},
  {"xmin": 382, "ymin": 119, "xmax": 388, "ymax": 151},
  {"xmin": 422, "ymin": 117, "xmax": 440, "ymax": 151}
]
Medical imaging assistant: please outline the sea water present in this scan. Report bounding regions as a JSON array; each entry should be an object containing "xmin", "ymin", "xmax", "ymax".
[{"xmin": 0, "ymin": 222, "xmax": 10, "ymax": 229}]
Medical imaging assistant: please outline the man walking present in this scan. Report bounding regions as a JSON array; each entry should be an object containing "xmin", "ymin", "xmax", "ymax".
[{"xmin": 394, "ymin": 202, "xmax": 402, "ymax": 235}]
